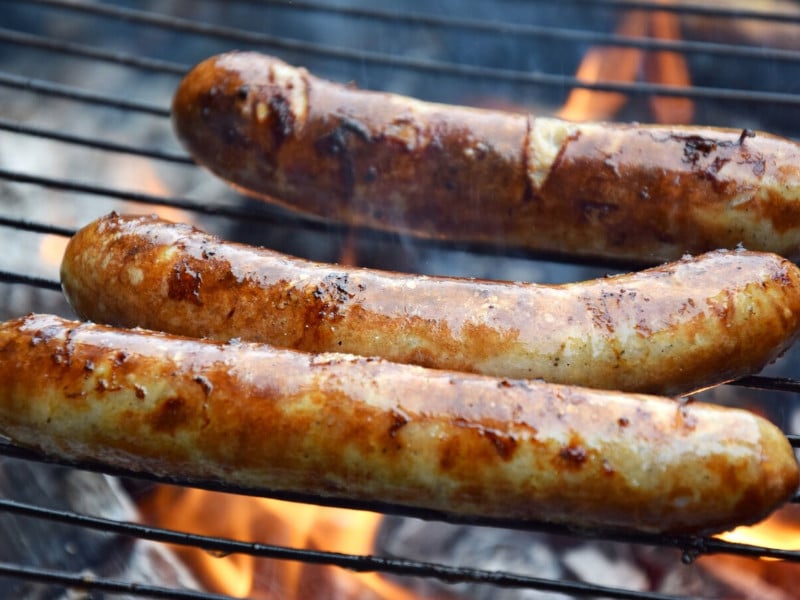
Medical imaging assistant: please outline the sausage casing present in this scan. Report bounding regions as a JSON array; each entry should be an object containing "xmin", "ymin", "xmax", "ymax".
[
  {"xmin": 0, "ymin": 314, "xmax": 796, "ymax": 534},
  {"xmin": 60, "ymin": 213, "xmax": 800, "ymax": 395},
  {"xmin": 172, "ymin": 51, "xmax": 800, "ymax": 263}
]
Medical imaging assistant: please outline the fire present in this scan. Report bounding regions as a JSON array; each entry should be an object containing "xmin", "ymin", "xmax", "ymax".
[
  {"xmin": 558, "ymin": 2, "xmax": 693, "ymax": 123},
  {"xmin": 695, "ymin": 506, "xmax": 800, "ymax": 600},
  {"xmin": 139, "ymin": 487, "xmax": 426, "ymax": 599},
  {"xmin": 716, "ymin": 506, "xmax": 800, "ymax": 557},
  {"xmin": 38, "ymin": 233, "xmax": 70, "ymax": 270}
]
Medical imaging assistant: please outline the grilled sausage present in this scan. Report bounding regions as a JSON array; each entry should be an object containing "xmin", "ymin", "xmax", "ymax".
[
  {"xmin": 60, "ymin": 213, "xmax": 800, "ymax": 396},
  {"xmin": 172, "ymin": 51, "xmax": 800, "ymax": 264},
  {"xmin": 0, "ymin": 313, "xmax": 796, "ymax": 534}
]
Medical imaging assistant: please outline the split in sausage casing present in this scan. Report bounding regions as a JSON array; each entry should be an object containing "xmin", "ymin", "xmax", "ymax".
[
  {"xmin": 60, "ymin": 212, "xmax": 800, "ymax": 395},
  {"xmin": 0, "ymin": 314, "xmax": 796, "ymax": 534},
  {"xmin": 172, "ymin": 51, "xmax": 800, "ymax": 263}
]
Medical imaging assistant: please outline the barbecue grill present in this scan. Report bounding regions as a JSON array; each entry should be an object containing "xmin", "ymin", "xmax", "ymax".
[{"xmin": 2, "ymin": 1, "xmax": 800, "ymax": 599}]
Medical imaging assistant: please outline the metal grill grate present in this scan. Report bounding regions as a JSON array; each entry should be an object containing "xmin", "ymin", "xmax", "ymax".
[{"xmin": 2, "ymin": 1, "xmax": 800, "ymax": 598}]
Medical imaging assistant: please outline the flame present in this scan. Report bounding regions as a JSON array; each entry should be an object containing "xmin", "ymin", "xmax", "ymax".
[
  {"xmin": 139, "ymin": 487, "xmax": 425, "ymax": 599},
  {"xmin": 120, "ymin": 159, "xmax": 194, "ymax": 225},
  {"xmin": 557, "ymin": 10, "xmax": 649, "ymax": 122},
  {"xmin": 38, "ymin": 234, "xmax": 70, "ymax": 270},
  {"xmin": 716, "ymin": 508, "xmax": 800, "ymax": 557},
  {"xmin": 558, "ymin": 3, "xmax": 693, "ymax": 123},
  {"xmin": 695, "ymin": 507, "xmax": 800, "ymax": 600}
]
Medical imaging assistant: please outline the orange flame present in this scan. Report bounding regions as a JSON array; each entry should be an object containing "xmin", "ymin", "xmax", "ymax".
[
  {"xmin": 139, "ymin": 487, "xmax": 426, "ymax": 599},
  {"xmin": 696, "ymin": 506, "xmax": 800, "ymax": 600},
  {"xmin": 557, "ymin": 10, "xmax": 649, "ymax": 122},
  {"xmin": 38, "ymin": 234, "xmax": 70, "ymax": 270},
  {"xmin": 716, "ymin": 507, "xmax": 800, "ymax": 557},
  {"xmin": 644, "ymin": 4, "xmax": 694, "ymax": 124},
  {"xmin": 558, "ymin": 3, "xmax": 693, "ymax": 124}
]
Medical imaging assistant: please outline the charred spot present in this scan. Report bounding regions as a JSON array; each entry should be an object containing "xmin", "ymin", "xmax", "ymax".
[
  {"xmin": 51, "ymin": 348, "xmax": 68, "ymax": 367},
  {"xmin": 123, "ymin": 243, "xmax": 148, "ymax": 259},
  {"xmin": 618, "ymin": 417, "xmax": 630, "ymax": 427},
  {"xmin": 83, "ymin": 360, "xmax": 95, "ymax": 372},
  {"xmin": 315, "ymin": 128, "xmax": 347, "ymax": 157},
  {"xmin": 681, "ymin": 135, "xmax": 718, "ymax": 165},
  {"xmin": 194, "ymin": 375, "xmax": 213, "ymax": 397},
  {"xmin": 339, "ymin": 116, "xmax": 372, "ymax": 141},
  {"xmin": 388, "ymin": 410, "xmax": 409, "ymax": 439},
  {"xmin": 96, "ymin": 379, "xmax": 108, "ymax": 393},
  {"xmin": 235, "ymin": 84, "xmax": 250, "ymax": 100},
  {"xmin": 363, "ymin": 166, "xmax": 377, "ymax": 183},
  {"xmin": 438, "ymin": 437, "xmax": 459, "ymax": 472},
  {"xmin": 150, "ymin": 397, "xmax": 191, "ymax": 434},
  {"xmin": 559, "ymin": 443, "xmax": 588, "ymax": 467},
  {"xmin": 134, "ymin": 384, "xmax": 146, "ymax": 400},
  {"xmin": 704, "ymin": 155, "xmax": 731, "ymax": 181},
  {"xmin": 114, "ymin": 351, "xmax": 130, "ymax": 366},
  {"xmin": 267, "ymin": 93, "xmax": 295, "ymax": 147},
  {"xmin": 313, "ymin": 121, "xmax": 371, "ymax": 198},
  {"xmin": 30, "ymin": 323, "xmax": 63, "ymax": 347},
  {"xmin": 483, "ymin": 429, "xmax": 518, "ymax": 461},
  {"xmin": 311, "ymin": 273, "xmax": 359, "ymax": 317},
  {"xmin": 581, "ymin": 201, "xmax": 620, "ymax": 222},
  {"xmin": 168, "ymin": 259, "xmax": 203, "ymax": 305}
]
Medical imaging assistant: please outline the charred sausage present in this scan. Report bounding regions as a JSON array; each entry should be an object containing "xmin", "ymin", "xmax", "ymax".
[
  {"xmin": 171, "ymin": 51, "xmax": 800, "ymax": 264},
  {"xmin": 0, "ymin": 313, "xmax": 796, "ymax": 534},
  {"xmin": 60, "ymin": 213, "xmax": 800, "ymax": 396}
]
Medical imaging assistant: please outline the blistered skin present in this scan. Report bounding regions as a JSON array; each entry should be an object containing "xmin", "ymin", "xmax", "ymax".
[
  {"xmin": 61, "ymin": 213, "xmax": 800, "ymax": 395},
  {"xmin": 0, "ymin": 314, "xmax": 796, "ymax": 534},
  {"xmin": 171, "ymin": 51, "xmax": 800, "ymax": 263}
]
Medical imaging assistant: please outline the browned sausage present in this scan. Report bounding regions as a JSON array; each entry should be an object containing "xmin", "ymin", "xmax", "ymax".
[
  {"xmin": 171, "ymin": 51, "xmax": 800, "ymax": 264},
  {"xmin": 60, "ymin": 213, "xmax": 800, "ymax": 396},
  {"xmin": 0, "ymin": 313, "xmax": 796, "ymax": 534}
]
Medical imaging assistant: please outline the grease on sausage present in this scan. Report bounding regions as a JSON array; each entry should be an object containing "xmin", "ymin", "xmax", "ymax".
[
  {"xmin": 60, "ymin": 213, "xmax": 800, "ymax": 395},
  {"xmin": 171, "ymin": 51, "xmax": 800, "ymax": 263},
  {"xmin": 0, "ymin": 314, "xmax": 796, "ymax": 534}
]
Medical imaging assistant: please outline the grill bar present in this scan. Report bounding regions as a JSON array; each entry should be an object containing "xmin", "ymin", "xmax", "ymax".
[
  {"xmin": 0, "ymin": 562, "xmax": 238, "ymax": 600},
  {"xmin": 9, "ymin": 1, "xmax": 800, "ymax": 106},
  {"xmin": 100, "ymin": 0, "xmax": 800, "ymax": 64},
  {"xmin": 538, "ymin": 0, "xmax": 800, "ymax": 24},
  {"xmin": 0, "ymin": 27, "xmax": 189, "ymax": 76},
  {"xmin": 0, "ymin": 499, "xmax": 699, "ymax": 600},
  {"xmin": 0, "ymin": 271, "xmax": 61, "ymax": 292},
  {"xmin": 0, "ymin": 118, "xmax": 193, "ymax": 164},
  {"xmin": 0, "ymin": 71, "xmax": 169, "ymax": 116}
]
